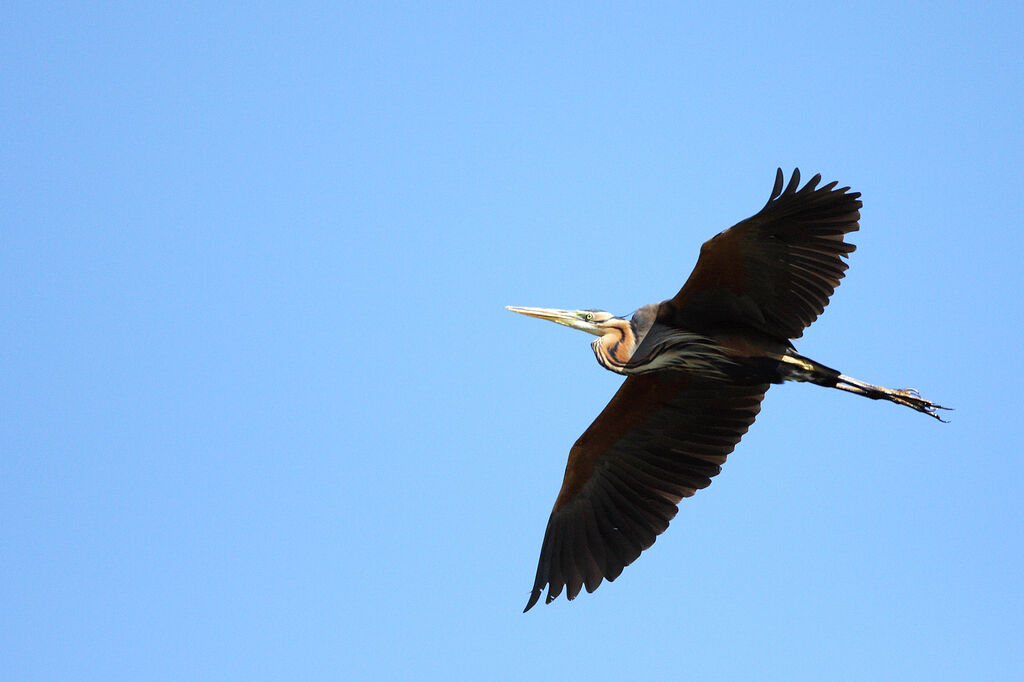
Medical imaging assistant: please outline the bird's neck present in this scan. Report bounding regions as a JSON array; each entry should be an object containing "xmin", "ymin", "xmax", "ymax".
[
  {"xmin": 595, "ymin": 321, "xmax": 738, "ymax": 378},
  {"xmin": 591, "ymin": 320, "xmax": 637, "ymax": 375}
]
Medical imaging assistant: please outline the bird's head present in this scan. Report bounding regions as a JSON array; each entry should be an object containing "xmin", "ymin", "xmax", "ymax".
[
  {"xmin": 504, "ymin": 306, "xmax": 620, "ymax": 336},
  {"xmin": 506, "ymin": 305, "xmax": 645, "ymax": 374}
]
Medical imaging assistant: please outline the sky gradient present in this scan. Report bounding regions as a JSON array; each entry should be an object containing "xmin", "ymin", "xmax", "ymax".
[{"xmin": 3, "ymin": 2, "xmax": 1023, "ymax": 680}]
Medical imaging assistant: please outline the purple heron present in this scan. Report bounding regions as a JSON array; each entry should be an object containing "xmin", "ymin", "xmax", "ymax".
[{"xmin": 508, "ymin": 169, "xmax": 947, "ymax": 612}]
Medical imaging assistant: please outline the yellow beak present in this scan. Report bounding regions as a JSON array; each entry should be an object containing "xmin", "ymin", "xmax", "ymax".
[{"xmin": 505, "ymin": 306, "xmax": 603, "ymax": 336}]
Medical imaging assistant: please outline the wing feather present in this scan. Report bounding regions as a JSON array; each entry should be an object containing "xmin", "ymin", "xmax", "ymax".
[
  {"xmin": 662, "ymin": 168, "xmax": 861, "ymax": 340},
  {"xmin": 523, "ymin": 372, "xmax": 768, "ymax": 611}
]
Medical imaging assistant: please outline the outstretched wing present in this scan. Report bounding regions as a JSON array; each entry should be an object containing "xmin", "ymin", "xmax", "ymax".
[
  {"xmin": 524, "ymin": 372, "xmax": 768, "ymax": 611},
  {"xmin": 662, "ymin": 168, "xmax": 861, "ymax": 340}
]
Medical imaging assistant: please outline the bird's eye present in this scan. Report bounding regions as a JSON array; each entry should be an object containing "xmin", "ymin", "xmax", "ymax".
[{"xmin": 584, "ymin": 312, "xmax": 594, "ymax": 322}]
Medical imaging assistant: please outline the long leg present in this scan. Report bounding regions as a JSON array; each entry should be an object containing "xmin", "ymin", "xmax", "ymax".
[
  {"xmin": 780, "ymin": 352, "xmax": 950, "ymax": 422},
  {"xmin": 833, "ymin": 374, "xmax": 951, "ymax": 422}
]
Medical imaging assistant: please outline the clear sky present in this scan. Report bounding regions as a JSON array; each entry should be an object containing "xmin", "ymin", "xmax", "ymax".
[{"xmin": 3, "ymin": 2, "xmax": 1023, "ymax": 680}]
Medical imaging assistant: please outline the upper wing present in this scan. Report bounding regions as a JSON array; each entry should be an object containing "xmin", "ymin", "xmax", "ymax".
[
  {"xmin": 661, "ymin": 168, "xmax": 861, "ymax": 340},
  {"xmin": 524, "ymin": 372, "xmax": 768, "ymax": 611}
]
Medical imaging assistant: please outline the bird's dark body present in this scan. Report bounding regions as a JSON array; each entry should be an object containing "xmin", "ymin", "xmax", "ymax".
[{"xmin": 508, "ymin": 169, "xmax": 947, "ymax": 612}]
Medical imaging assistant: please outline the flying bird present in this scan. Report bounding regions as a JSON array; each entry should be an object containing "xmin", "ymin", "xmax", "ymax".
[{"xmin": 508, "ymin": 168, "xmax": 948, "ymax": 612}]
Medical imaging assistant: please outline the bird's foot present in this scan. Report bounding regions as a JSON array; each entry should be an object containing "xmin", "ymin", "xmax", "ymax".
[{"xmin": 892, "ymin": 388, "xmax": 952, "ymax": 422}]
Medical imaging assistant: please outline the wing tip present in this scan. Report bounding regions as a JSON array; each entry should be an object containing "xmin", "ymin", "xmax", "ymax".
[
  {"xmin": 523, "ymin": 590, "xmax": 541, "ymax": 612},
  {"xmin": 774, "ymin": 167, "xmax": 862, "ymax": 198},
  {"xmin": 769, "ymin": 168, "xmax": 785, "ymax": 203}
]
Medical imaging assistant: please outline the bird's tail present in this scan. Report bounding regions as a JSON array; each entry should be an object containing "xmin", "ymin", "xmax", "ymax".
[{"xmin": 780, "ymin": 350, "xmax": 950, "ymax": 422}]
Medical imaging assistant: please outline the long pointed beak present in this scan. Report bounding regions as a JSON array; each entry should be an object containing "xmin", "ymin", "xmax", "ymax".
[
  {"xmin": 505, "ymin": 306, "xmax": 603, "ymax": 336},
  {"xmin": 505, "ymin": 306, "xmax": 577, "ymax": 324}
]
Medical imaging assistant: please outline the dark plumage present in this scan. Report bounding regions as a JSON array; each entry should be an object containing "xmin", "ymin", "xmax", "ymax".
[{"xmin": 508, "ymin": 169, "xmax": 948, "ymax": 612}]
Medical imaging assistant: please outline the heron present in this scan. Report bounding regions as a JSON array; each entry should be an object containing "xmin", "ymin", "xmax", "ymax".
[{"xmin": 508, "ymin": 168, "xmax": 948, "ymax": 612}]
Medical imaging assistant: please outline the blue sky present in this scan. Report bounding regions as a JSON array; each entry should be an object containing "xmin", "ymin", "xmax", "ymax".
[{"xmin": 3, "ymin": 2, "xmax": 1023, "ymax": 680}]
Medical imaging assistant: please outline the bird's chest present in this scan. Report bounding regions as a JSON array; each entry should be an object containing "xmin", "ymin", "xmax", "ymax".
[{"xmin": 636, "ymin": 343, "xmax": 734, "ymax": 378}]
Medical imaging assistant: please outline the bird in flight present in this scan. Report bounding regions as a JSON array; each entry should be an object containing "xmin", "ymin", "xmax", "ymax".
[{"xmin": 508, "ymin": 169, "xmax": 948, "ymax": 612}]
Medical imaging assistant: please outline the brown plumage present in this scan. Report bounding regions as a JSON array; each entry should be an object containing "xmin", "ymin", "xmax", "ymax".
[{"xmin": 508, "ymin": 169, "xmax": 949, "ymax": 612}]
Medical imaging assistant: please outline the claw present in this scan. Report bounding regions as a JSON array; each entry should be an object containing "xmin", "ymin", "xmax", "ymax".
[
  {"xmin": 913, "ymin": 399, "xmax": 952, "ymax": 423},
  {"xmin": 892, "ymin": 389, "xmax": 951, "ymax": 422}
]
